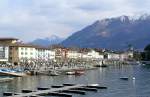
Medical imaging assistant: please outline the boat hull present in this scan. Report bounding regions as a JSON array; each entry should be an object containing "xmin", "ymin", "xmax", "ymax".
[{"xmin": 0, "ymin": 71, "xmax": 26, "ymax": 77}]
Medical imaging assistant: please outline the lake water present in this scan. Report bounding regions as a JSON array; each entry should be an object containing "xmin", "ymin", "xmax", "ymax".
[{"xmin": 0, "ymin": 65, "xmax": 150, "ymax": 97}]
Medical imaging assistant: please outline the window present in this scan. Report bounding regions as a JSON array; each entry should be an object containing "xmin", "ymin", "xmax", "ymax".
[
  {"xmin": 15, "ymin": 47, "xmax": 18, "ymax": 50},
  {"xmin": 30, "ymin": 52, "xmax": 33, "ymax": 55},
  {"xmin": 9, "ymin": 52, "xmax": 12, "ymax": 55},
  {"xmin": 9, "ymin": 57, "xmax": 12, "ymax": 60},
  {"xmin": 25, "ymin": 52, "xmax": 27, "ymax": 55},
  {"xmin": 9, "ymin": 47, "xmax": 12, "ymax": 50},
  {"xmin": 21, "ymin": 52, "xmax": 24, "ymax": 55}
]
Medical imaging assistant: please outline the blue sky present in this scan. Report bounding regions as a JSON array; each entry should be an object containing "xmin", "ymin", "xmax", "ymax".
[{"xmin": 0, "ymin": 0, "xmax": 150, "ymax": 42}]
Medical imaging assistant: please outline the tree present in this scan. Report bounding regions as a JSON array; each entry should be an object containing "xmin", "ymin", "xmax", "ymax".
[
  {"xmin": 144, "ymin": 44, "xmax": 150, "ymax": 51},
  {"xmin": 144, "ymin": 44, "xmax": 150, "ymax": 61},
  {"xmin": 133, "ymin": 51, "xmax": 142, "ymax": 61}
]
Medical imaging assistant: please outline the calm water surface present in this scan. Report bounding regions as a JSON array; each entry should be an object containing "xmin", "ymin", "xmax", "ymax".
[{"xmin": 0, "ymin": 65, "xmax": 150, "ymax": 97}]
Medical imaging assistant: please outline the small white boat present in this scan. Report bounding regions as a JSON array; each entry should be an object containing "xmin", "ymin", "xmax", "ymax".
[
  {"xmin": 66, "ymin": 71, "xmax": 75, "ymax": 75},
  {"xmin": 89, "ymin": 84, "xmax": 99, "ymax": 86}
]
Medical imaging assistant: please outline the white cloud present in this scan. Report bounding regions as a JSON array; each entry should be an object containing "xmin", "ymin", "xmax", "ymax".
[{"xmin": 0, "ymin": 0, "xmax": 150, "ymax": 42}]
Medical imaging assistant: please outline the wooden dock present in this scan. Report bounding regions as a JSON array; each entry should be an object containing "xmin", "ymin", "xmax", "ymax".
[{"xmin": 4, "ymin": 84, "xmax": 106, "ymax": 97}]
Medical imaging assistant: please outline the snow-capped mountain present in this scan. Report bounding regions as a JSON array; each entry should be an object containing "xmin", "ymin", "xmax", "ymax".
[{"xmin": 61, "ymin": 14, "xmax": 150, "ymax": 50}]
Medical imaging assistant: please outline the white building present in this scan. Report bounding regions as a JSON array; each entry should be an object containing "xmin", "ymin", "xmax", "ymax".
[
  {"xmin": 107, "ymin": 53, "xmax": 120, "ymax": 60},
  {"xmin": 0, "ymin": 38, "xmax": 56, "ymax": 63},
  {"xmin": 36, "ymin": 47, "xmax": 55, "ymax": 60},
  {"xmin": 82, "ymin": 50, "xmax": 104, "ymax": 60},
  {"xmin": 120, "ymin": 51, "xmax": 134, "ymax": 61},
  {"xmin": 18, "ymin": 46, "xmax": 56, "ymax": 61},
  {"xmin": 106, "ymin": 51, "xmax": 134, "ymax": 61},
  {"xmin": 18, "ymin": 46, "xmax": 36, "ymax": 60},
  {"xmin": 0, "ymin": 46, "xmax": 9, "ymax": 63},
  {"xmin": 67, "ymin": 50, "xmax": 82, "ymax": 59},
  {"xmin": 9, "ymin": 43, "xmax": 56, "ymax": 63}
]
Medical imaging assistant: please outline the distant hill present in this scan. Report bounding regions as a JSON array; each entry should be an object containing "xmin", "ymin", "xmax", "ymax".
[
  {"xmin": 61, "ymin": 15, "xmax": 150, "ymax": 50},
  {"xmin": 30, "ymin": 35, "xmax": 64, "ymax": 46}
]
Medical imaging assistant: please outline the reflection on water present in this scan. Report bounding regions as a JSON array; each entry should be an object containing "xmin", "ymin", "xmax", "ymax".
[{"xmin": 1, "ymin": 65, "xmax": 150, "ymax": 97}]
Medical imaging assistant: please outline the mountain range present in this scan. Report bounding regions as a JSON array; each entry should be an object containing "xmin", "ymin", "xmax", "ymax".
[
  {"xmin": 61, "ymin": 15, "xmax": 150, "ymax": 50},
  {"xmin": 30, "ymin": 35, "xmax": 64, "ymax": 46}
]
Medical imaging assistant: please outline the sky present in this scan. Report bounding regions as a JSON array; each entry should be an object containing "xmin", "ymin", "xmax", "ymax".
[{"xmin": 0, "ymin": 0, "xmax": 150, "ymax": 42}]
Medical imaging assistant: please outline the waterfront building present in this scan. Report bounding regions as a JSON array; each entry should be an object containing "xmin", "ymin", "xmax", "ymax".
[
  {"xmin": 120, "ymin": 51, "xmax": 134, "ymax": 61},
  {"xmin": 9, "ymin": 43, "xmax": 37, "ymax": 63},
  {"xmin": 106, "ymin": 51, "xmax": 134, "ymax": 61},
  {"xmin": 36, "ymin": 47, "xmax": 55, "ymax": 60},
  {"xmin": 106, "ymin": 53, "xmax": 120, "ymax": 60},
  {"xmin": 54, "ymin": 48, "xmax": 68, "ymax": 60},
  {"xmin": 82, "ymin": 50, "xmax": 104, "ymax": 60},
  {"xmin": 9, "ymin": 44, "xmax": 56, "ymax": 63},
  {"xmin": 0, "ymin": 37, "xmax": 134, "ymax": 65},
  {"xmin": 67, "ymin": 50, "xmax": 82, "ymax": 59},
  {"xmin": 0, "ymin": 38, "xmax": 56, "ymax": 64}
]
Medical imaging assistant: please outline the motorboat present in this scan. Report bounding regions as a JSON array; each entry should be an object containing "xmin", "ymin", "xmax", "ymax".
[
  {"xmin": 66, "ymin": 71, "xmax": 75, "ymax": 75},
  {"xmin": 120, "ymin": 77, "xmax": 129, "ymax": 80},
  {"xmin": 75, "ymin": 70, "xmax": 85, "ymax": 75},
  {"xmin": 0, "ymin": 68, "xmax": 26, "ymax": 77}
]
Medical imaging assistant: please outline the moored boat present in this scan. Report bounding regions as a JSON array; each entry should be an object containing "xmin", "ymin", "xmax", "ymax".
[
  {"xmin": 0, "ymin": 68, "xmax": 26, "ymax": 77},
  {"xmin": 75, "ymin": 70, "xmax": 85, "ymax": 75},
  {"xmin": 120, "ymin": 77, "xmax": 129, "ymax": 80},
  {"xmin": 94, "ymin": 64, "xmax": 108, "ymax": 67},
  {"xmin": 66, "ymin": 71, "xmax": 75, "ymax": 75}
]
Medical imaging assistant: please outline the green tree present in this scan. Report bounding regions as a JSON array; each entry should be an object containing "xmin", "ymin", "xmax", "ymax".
[
  {"xmin": 144, "ymin": 44, "xmax": 150, "ymax": 61},
  {"xmin": 133, "ymin": 51, "xmax": 142, "ymax": 61},
  {"xmin": 144, "ymin": 44, "xmax": 150, "ymax": 51}
]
